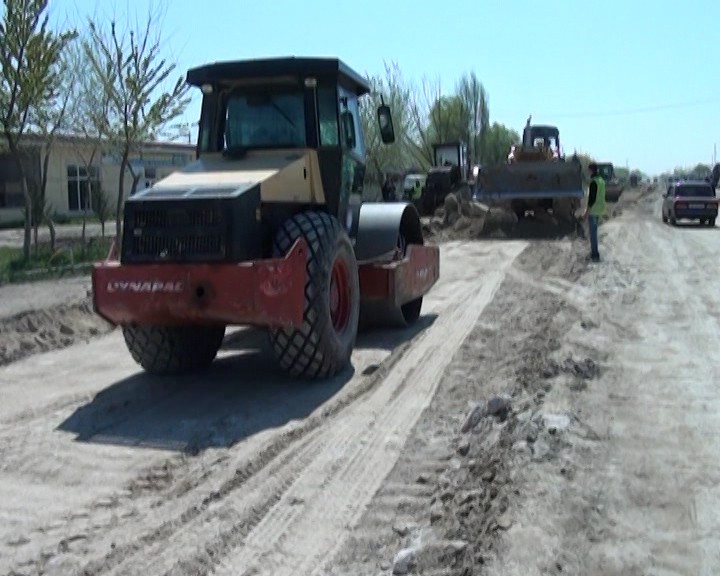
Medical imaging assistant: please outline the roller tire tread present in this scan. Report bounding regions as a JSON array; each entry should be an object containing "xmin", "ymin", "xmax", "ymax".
[
  {"xmin": 122, "ymin": 324, "xmax": 226, "ymax": 375},
  {"xmin": 269, "ymin": 211, "xmax": 359, "ymax": 379}
]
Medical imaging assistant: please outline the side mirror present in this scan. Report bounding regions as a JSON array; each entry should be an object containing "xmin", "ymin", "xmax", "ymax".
[
  {"xmin": 377, "ymin": 104, "xmax": 395, "ymax": 144},
  {"xmin": 340, "ymin": 111, "xmax": 356, "ymax": 149}
]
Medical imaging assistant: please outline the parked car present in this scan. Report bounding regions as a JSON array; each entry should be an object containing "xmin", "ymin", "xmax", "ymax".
[{"xmin": 662, "ymin": 180, "xmax": 718, "ymax": 226}]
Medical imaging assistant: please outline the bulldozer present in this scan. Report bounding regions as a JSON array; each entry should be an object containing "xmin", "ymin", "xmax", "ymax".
[
  {"xmin": 595, "ymin": 162, "xmax": 624, "ymax": 202},
  {"xmin": 90, "ymin": 57, "xmax": 440, "ymax": 380},
  {"xmin": 419, "ymin": 141, "xmax": 470, "ymax": 215},
  {"xmin": 475, "ymin": 117, "xmax": 584, "ymax": 224}
]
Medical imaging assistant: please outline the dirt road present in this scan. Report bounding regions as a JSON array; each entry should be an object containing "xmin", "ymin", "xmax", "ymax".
[
  {"xmin": 0, "ymin": 238, "xmax": 529, "ymax": 575},
  {"xmin": 483, "ymin": 188, "xmax": 720, "ymax": 576},
  {"xmin": 2, "ymin": 186, "xmax": 718, "ymax": 575}
]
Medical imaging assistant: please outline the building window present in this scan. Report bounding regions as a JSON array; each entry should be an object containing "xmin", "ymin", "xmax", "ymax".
[
  {"xmin": 67, "ymin": 165, "xmax": 100, "ymax": 212},
  {"xmin": 0, "ymin": 152, "xmax": 32, "ymax": 209},
  {"xmin": 0, "ymin": 181, "xmax": 24, "ymax": 208}
]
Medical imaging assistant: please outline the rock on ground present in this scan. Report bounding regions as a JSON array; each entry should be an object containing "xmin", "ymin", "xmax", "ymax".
[{"xmin": 327, "ymin": 236, "xmax": 591, "ymax": 575}]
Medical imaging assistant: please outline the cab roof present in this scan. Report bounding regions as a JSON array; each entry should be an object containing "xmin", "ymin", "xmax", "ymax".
[
  {"xmin": 186, "ymin": 57, "xmax": 371, "ymax": 96},
  {"xmin": 528, "ymin": 124, "xmax": 559, "ymax": 134}
]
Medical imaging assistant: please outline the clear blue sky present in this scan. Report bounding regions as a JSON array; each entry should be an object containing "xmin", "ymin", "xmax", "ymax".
[{"xmin": 57, "ymin": 0, "xmax": 720, "ymax": 174}]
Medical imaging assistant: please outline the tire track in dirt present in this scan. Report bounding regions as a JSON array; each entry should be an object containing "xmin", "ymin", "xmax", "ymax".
[
  {"xmin": 323, "ymin": 237, "xmax": 591, "ymax": 576},
  {"xmin": 486, "ymin": 190, "xmax": 720, "ymax": 575},
  {"xmin": 84, "ymin": 244, "xmax": 527, "ymax": 576},
  {"xmin": 0, "ymin": 241, "xmax": 526, "ymax": 576},
  {"xmin": 212, "ymin": 252, "xmax": 527, "ymax": 576}
]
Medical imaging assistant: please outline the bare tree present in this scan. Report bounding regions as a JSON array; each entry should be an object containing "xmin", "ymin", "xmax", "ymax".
[
  {"xmin": 82, "ymin": 4, "xmax": 191, "ymax": 239},
  {"xmin": 408, "ymin": 76, "xmax": 445, "ymax": 167},
  {"xmin": 0, "ymin": 0, "xmax": 76, "ymax": 261},
  {"xmin": 360, "ymin": 61, "xmax": 422, "ymax": 188},
  {"xmin": 27, "ymin": 49, "xmax": 78, "ymax": 252},
  {"xmin": 65, "ymin": 40, "xmax": 112, "ymax": 244}
]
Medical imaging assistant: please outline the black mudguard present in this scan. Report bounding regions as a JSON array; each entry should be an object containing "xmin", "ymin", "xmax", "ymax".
[{"xmin": 350, "ymin": 201, "xmax": 424, "ymax": 264}]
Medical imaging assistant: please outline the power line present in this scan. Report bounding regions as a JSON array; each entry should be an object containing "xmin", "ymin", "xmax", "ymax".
[{"xmin": 499, "ymin": 97, "xmax": 720, "ymax": 119}]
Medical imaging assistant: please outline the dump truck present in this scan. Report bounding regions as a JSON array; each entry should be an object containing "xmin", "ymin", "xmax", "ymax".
[
  {"xmin": 419, "ymin": 142, "xmax": 470, "ymax": 215},
  {"xmin": 475, "ymin": 118, "xmax": 584, "ymax": 224},
  {"xmin": 91, "ymin": 57, "xmax": 440, "ymax": 380},
  {"xmin": 596, "ymin": 162, "xmax": 624, "ymax": 202}
]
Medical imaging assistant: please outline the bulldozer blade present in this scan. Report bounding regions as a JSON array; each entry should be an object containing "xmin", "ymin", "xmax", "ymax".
[{"xmin": 477, "ymin": 161, "xmax": 584, "ymax": 201}]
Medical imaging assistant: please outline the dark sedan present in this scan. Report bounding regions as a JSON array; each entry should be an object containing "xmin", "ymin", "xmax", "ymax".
[{"xmin": 662, "ymin": 181, "xmax": 718, "ymax": 227}]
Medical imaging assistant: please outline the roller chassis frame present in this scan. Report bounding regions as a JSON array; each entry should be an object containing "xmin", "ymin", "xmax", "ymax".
[{"xmin": 92, "ymin": 224, "xmax": 440, "ymax": 330}]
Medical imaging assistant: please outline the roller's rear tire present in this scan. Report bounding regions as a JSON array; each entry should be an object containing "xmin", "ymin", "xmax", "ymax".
[
  {"xmin": 269, "ymin": 211, "xmax": 360, "ymax": 379},
  {"xmin": 122, "ymin": 324, "xmax": 226, "ymax": 375}
]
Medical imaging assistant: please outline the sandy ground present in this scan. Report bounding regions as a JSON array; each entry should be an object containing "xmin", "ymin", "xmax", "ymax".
[
  {"xmin": 0, "ymin": 277, "xmax": 113, "ymax": 367},
  {"xmin": 0, "ymin": 277, "xmax": 92, "ymax": 317},
  {"xmin": 2, "ymin": 185, "xmax": 718, "ymax": 575},
  {"xmin": 483, "ymin": 187, "xmax": 720, "ymax": 576},
  {"xmin": 0, "ymin": 239, "xmax": 528, "ymax": 575}
]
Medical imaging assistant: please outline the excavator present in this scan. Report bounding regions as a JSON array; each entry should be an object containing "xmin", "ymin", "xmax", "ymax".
[{"xmin": 475, "ymin": 116, "xmax": 584, "ymax": 225}]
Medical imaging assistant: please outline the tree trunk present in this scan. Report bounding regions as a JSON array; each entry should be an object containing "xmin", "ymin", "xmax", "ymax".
[
  {"xmin": 40, "ymin": 147, "xmax": 53, "ymax": 253},
  {"xmin": 22, "ymin": 179, "xmax": 32, "ymax": 263},
  {"xmin": 81, "ymin": 189, "xmax": 88, "ymax": 247},
  {"xmin": 116, "ymin": 151, "xmax": 129, "ymax": 241},
  {"xmin": 48, "ymin": 219, "xmax": 56, "ymax": 252},
  {"xmin": 6, "ymin": 139, "xmax": 33, "ymax": 262}
]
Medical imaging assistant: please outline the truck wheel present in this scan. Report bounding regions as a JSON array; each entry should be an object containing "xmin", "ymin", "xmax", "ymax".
[
  {"xmin": 122, "ymin": 324, "xmax": 226, "ymax": 375},
  {"xmin": 269, "ymin": 211, "xmax": 360, "ymax": 379}
]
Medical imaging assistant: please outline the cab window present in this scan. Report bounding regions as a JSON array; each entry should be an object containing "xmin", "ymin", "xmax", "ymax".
[
  {"xmin": 338, "ymin": 86, "xmax": 365, "ymax": 158},
  {"xmin": 317, "ymin": 86, "xmax": 339, "ymax": 146}
]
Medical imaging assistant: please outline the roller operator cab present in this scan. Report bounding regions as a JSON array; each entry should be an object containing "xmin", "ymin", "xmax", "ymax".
[
  {"xmin": 91, "ymin": 57, "xmax": 440, "ymax": 379},
  {"xmin": 517, "ymin": 124, "xmax": 562, "ymax": 161}
]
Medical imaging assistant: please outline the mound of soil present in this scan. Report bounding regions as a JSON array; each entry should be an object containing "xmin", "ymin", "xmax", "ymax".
[
  {"xmin": 423, "ymin": 192, "xmax": 583, "ymax": 242},
  {"xmin": 0, "ymin": 297, "xmax": 115, "ymax": 367}
]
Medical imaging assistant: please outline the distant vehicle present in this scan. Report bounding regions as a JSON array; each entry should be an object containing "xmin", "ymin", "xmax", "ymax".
[
  {"xmin": 662, "ymin": 180, "xmax": 718, "ymax": 227},
  {"xmin": 595, "ymin": 162, "xmax": 624, "ymax": 202},
  {"xmin": 402, "ymin": 173, "xmax": 427, "ymax": 203}
]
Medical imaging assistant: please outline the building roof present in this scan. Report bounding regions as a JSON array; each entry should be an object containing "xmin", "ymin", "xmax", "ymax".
[
  {"xmin": 186, "ymin": 56, "xmax": 372, "ymax": 96},
  {"xmin": 1, "ymin": 132, "xmax": 195, "ymax": 151}
]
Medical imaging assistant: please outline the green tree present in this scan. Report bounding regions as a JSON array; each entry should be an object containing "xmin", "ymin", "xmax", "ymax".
[
  {"xmin": 479, "ymin": 123, "xmax": 520, "ymax": 165},
  {"xmin": 426, "ymin": 95, "xmax": 470, "ymax": 145},
  {"xmin": 0, "ymin": 0, "xmax": 75, "ymax": 261},
  {"xmin": 456, "ymin": 71, "xmax": 489, "ymax": 164},
  {"xmin": 409, "ymin": 77, "xmax": 474, "ymax": 167},
  {"xmin": 83, "ymin": 5, "xmax": 192, "ymax": 239}
]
